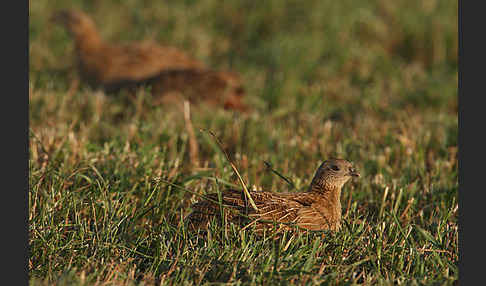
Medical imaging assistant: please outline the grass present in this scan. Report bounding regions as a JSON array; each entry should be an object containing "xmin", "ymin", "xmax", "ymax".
[{"xmin": 29, "ymin": 0, "xmax": 458, "ymax": 285}]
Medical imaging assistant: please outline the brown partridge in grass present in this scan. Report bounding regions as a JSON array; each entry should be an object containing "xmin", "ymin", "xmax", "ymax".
[
  {"xmin": 186, "ymin": 159, "xmax": 360, "ymax": 234},
  {"xmin": 51, "ymin": 9, "xmax": 248, "ymax": 111}
]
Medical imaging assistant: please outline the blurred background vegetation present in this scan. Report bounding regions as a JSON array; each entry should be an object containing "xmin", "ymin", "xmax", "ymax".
[{"xmin": 29, "ymin": 0, "xmax": 458, "ymax": 284}]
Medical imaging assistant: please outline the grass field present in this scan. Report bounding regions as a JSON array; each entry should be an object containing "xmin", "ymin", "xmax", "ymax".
[{"xmin": 29, "ymin": 0, "xmax": 458, "ymax": 285}]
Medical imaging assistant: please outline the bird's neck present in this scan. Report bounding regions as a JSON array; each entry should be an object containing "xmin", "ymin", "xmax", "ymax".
[
  {"xmin": 73, "ymin": 25, "xmax": 104, "ymax": 55},
  {"xmin": 308, "ymin": 182, "xmax": 342, "ymax": 205},
  {"xmin": 308, "ymin": 182, "xmax": 343, "ymax": 229}
]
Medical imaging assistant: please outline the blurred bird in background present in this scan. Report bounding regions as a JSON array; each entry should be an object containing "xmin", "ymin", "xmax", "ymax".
[{"xmin": 51, "ymin": 9, "xmax": 248, "ymax": 112}]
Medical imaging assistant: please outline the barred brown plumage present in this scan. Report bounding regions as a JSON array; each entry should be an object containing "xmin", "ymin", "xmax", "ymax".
[{"xmin": 185, "ymin": 159, "xmax": 360, "ymax": 234}]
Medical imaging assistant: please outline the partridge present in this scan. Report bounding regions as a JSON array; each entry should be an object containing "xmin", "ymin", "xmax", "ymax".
[
  {"xmin": 186, "ymin": 159, "xmax": 360, "ymax": 234},
  {"xmin": 51, "ymin": 9, "xmax": 248, "ymax": 111}
]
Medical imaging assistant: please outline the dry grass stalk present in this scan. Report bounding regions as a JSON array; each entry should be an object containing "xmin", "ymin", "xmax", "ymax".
[{"xmin": 183, "ymin": 100, "xmax": 200, "ymax": 168}]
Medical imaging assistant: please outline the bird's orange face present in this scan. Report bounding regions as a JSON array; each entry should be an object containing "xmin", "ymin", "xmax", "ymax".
[
  {"xmin": 324, "ymin": 159, "xmax": 360, "ymax": 178},
  {"xmin": 311, "ymin": 159, "xmax": 360, "ymax": 190},
  {"xmin": 51, "ymin": 9, "xmax": 97, "ymax": 38}
]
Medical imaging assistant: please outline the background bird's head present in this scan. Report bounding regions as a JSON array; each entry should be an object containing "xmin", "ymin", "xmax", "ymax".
[
  {"xmin": 310, "ymin": 159, "xmax": 360, "ymax": 191},
  {"xmin": 51, "ymin": 9, "xmax": 98, "ymax": 39}
]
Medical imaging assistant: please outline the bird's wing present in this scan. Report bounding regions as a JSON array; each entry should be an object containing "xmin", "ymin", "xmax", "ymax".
[
  {"xmin": 250, "ymin": 194, "xmax": 303, "ymax": 223},
  {"xmin": 188, "ymin": 189, "xmax": 334, "ymax": 233},
  {"xmin": 272, "ymin": 192, "xmax": 335, "ymax": 231},
  {"xmin": 190, "ymin": 189, "xmax": 302, "ymax": 221},
  {"xmin": 278, "ymin": 192, "xmax": 317, "ymax": 206},
  {"xmin": 293, "ymin": 206, "xmax": 333, "ymax": 231},
  {"xmin": 101, "ymin": 42, "xmax": 205, "ymax": 84}
]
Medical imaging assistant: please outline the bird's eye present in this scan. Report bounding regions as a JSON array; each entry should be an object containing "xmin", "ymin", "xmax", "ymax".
[{"xmin": 330, "ymin": 165, "xmax": 340, "ymax": 171}]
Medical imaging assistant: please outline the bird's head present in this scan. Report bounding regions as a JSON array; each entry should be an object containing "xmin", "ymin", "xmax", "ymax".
[
  {"xmin": 309, "ymin": 159, "xmax": 360, "ymax": 192},
  {"xmin": 51, "ymin": 9, "xmax": 98, "ymax": 38}
]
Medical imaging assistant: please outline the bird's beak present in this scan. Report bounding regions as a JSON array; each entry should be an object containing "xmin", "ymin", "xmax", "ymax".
[{"xmin": 349, "ymin": 168, "xmax": 360, "ymax": 178}]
